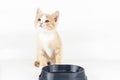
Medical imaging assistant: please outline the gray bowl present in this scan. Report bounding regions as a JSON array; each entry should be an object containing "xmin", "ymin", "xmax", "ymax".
[{"xmin": 39, "ymin": 64, "xmax": 87, "ymax": 80}]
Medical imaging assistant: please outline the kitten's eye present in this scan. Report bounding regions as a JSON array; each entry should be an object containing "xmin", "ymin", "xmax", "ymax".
[
  {"xmin": 45, "ymin": 20, "xmax": 49, "ymax": 23},
  {"xmin": 38, "ymin": 18, "xmax": 41, "ymax": 21}
]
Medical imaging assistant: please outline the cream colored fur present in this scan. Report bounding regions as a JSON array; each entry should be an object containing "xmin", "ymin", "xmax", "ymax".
[{"xmin": 34, "ymin": 8, "xmax": 62, "ymax": 67}]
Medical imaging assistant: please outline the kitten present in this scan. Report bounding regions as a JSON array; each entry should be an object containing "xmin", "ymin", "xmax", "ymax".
[{"xmin": 34, "ymin": 8, "xmax": 62, "ymax": 67}]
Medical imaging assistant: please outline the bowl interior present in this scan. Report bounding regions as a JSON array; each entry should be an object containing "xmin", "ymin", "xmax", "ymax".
[{"xmin": 43, "ymin": 65, "xmax": 83, "ymax": 73}]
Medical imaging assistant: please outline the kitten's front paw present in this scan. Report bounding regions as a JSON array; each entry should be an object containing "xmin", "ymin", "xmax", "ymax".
[{"xmin": 34, "ymin": 61, "xmax": 40, "ymax": 67}]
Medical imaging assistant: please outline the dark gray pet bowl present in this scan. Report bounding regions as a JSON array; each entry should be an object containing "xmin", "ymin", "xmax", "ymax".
[{"xmin": 39, "ymin": 64, "xmax": 87, "ymax": 80}]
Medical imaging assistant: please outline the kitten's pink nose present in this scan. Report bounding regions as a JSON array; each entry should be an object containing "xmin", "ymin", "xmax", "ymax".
[{"xmin": 40, "ymin": 23, "xmax": 43, "ymax": 27}]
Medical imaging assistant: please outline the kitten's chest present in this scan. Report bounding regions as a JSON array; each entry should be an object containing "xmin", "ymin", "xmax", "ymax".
[{"xmin": 38, "ymin": 31, "xmax": 55, "ymax": 45}]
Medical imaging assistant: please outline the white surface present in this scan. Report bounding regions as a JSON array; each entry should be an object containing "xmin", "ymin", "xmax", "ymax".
[{"xmin": 0, "ymin": 59, "xmax": 120, "ymax": 80}]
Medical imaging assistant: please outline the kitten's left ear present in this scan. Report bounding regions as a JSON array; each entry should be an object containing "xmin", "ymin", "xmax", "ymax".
[
  {"xmin": 51, "ymin": 11, "xmax": 59, "ymax": 22},
  {"xmin": 36, "ymin": 8, "xmax": 42, "ymax": 15}
]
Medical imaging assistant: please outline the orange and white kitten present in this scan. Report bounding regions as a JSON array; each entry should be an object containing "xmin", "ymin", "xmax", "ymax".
[{"xmin": 34, "ymin": 8, "xmax": 62, "ymax": 67}]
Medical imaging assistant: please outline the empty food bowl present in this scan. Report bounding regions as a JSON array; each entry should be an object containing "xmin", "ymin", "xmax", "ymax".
[{"xmin": 39, "ymin": 64, "xmax": 87, "ymax": 80}]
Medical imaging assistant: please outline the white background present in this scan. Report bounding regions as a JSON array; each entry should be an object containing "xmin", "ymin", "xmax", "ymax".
[
  {"xmin": 0, "ymin": 0, "xmax": 120, "ymax": 60},
  {"xmin": 0, "ymin": 0, "xmax": 120, "ymax": 80}
]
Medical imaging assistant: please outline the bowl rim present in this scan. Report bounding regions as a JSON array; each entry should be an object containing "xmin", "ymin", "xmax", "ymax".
[{"xmin": 42, "ymin": 64, "xmax": 85, "ymax": 74}]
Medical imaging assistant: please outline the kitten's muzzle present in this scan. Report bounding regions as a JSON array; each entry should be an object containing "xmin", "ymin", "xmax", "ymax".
[{"xmin": 40, "ymin": 23, "xmax": 43, "ymax": 27}]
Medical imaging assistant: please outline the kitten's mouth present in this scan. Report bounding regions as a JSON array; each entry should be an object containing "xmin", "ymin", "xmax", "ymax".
[
  {"xmin": 40, "ymin": 23, "xmax": 43, "ymax": 28},
  {"xmin": 40, "ymin": 25, "xmax": 43, "ymax": 28}
]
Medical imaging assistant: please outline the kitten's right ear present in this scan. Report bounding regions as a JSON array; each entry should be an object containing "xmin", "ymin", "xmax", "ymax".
[
  {"xmin": 36, "ymin": 8, "xmax": 42, "ymax": 15},
  {"xmin": 34, "ymin": 8, "xmax": 42, "ymax": 27}
]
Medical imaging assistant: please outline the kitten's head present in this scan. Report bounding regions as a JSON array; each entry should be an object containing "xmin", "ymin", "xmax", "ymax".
[{"xmin": 34, "ymin": 8, "xmax": 59, "ymax": 31}]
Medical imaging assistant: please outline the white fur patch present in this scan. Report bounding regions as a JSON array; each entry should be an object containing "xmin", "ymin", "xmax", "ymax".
[
  {"xmin": 38, "ymin": 30, "xmax": 55, "ymax": 57},
  {"xmin": 41, "ymin": 15, "xmax": 46, "ymax": 22}
]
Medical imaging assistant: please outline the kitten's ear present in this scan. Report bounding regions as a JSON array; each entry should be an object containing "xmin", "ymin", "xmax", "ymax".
[
  {"xmin": 34, "ymin": 8, "xmax": 42, "ymax": 27},
  {"xmin": 36, "ymin": 8, "xmax": 42, "ymax": 15},
  {"xmin": 51, "ymin": 11, "xmax": 59, "ymax": 22}
]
